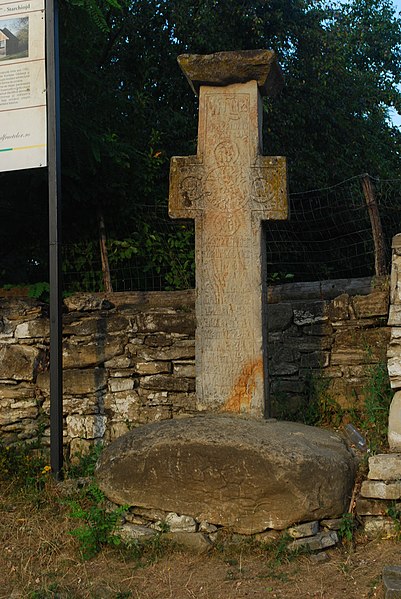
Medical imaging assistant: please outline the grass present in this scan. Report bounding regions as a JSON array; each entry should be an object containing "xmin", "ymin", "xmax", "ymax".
[{"xmin": 0, "ymin": 442, "xmax": 399, "ymax": 597}]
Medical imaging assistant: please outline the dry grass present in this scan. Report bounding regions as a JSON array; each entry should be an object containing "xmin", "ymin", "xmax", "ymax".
[{"xmin": 0, "ymin": 479, "xmax": 399, "ymax": 599}]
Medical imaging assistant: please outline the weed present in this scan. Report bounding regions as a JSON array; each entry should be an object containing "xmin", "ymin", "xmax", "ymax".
[
  {"xmin": 28, "ymin": 281, "xmax": 50, "ymax": 302},
  {"xmin": 0, "ymin": 439, "xmax": 50, "ymax": 494},
  {"xmin": 28, "ymin": 583, "xmax": 63, "ymax": 599},
  {"xmin": 338, "ymin": 513, "xmax": 356, "ymax": 544},
  {"xmin": 387, "ymin": 503, "xmax": 401, "ymax": 539},
  {"xmin": 64, "ymin": 442, "xmax": 103, "ymax": 478},
  {"xmin": 279, "ymin": 361, "xmax": 392, "ymax": 454},
  {"xmin": 359, "ymin": 362, "xmax": 392, "ymax": 452},
  {"xmin": 66, "ymin": 482, "xmax": 127, "ymax": 560},
  {"xmin": 118, "ymin": 531, "xmax": 174, "ymax": 568},
  {"xmin": 300, "ymin": 371, "xmax": 345, "ymax": 428}
]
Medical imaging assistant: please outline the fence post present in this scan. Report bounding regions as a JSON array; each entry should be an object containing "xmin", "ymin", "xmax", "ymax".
[
  {"xmin": 361, "ymin": 174, "xmax": 387, "ymax": 276},
  {"xmin": 98, "ymin": 210, "xmax": 113, "ymax": 292}
]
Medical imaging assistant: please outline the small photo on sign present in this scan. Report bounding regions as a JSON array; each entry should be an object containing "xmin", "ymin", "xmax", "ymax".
[{"xmin": 0, "ymin": 17, "xmax": 29, "ymax": 61}]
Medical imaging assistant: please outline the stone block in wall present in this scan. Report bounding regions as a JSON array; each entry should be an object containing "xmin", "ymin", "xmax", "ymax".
[
  {"xmin": 330, "ymin": 347, "xmax": 367, "ymax": 366},
  {"xmin": 331, "ymin": 328, "xmax": 389, "ymax": 365},
  {"xmin": 66, "ymin": 414, "xmax": 107, "ymax": 439},
  {"xmin": 104, "ymin": 390, "xmax": 141, "ymax": 421},
  {"xmin": 140, "ymin": 374, "xmax": 195, "ymax": 393},
  {"xmin": 132, "ymin": 311, "xmax": 195, "ymax": 335},
  {"xmin": 387, "ymin": 359, "xmax": 401, "ymax": 389},
  {"xmin": 37, "ymin": 368, "xmax": 107, "ymax": 396},
  {"xmin": 388, "ymin": 391, "xmax": 401, "ymax": 450},
  {"xmin": 172, "ymin": 361, "xmax": 196, "ymax": 378},
  {"xmin": 292, "ymin": 301, "xmax": 327, "ymax": 326},
  {"xmin": 0, "ymin": 345, "xmax": 42, "ymax": 382},
  {"xmin": 388, "ymin": 305, "xmax": 401, "ymax": 326},
  {"xmin": 355, "ymin": 497, "xmax": 393, "ymax": 516},
  {"xmin": 388, "ymin": 330, "xmax": 401, "ymax": 352},
  {"xmin": 352, "ymin": 291, "xmax": 389, "ymax": 319},
  {"xmin": 14, "ymin": 319, "xmax": 50, "ymax": 340},
  {"xmin": 133, "ymin": 361, "xmax": 172, "ymax": 375},
  {"xmin": 270, "ymin": 378, "xmax": 306, "ymax": 394},
  {"xmin": 144, "ymin": 333, "xmax": 175, "ymax": 347},
  {"xmin": 0, "ymin": 298, "xmax": 43, "ymax": 321},
  {"xmin": 104, "ymin": 354, "xmax": 134, "ymax": 369},
  {"xmin": 302, "ymin": 323, "xmax": 333, "ymax": 336},
  {"xmin": 109, "ymin": 378, "xmax": 136, "ymax": 393},
  {"xmin": 134, "ymin": 340, "xmax": 195, "ymax": 362},
  {"xmin": 63, "ymin": 294, "xmax": 114, "ymax": 312},
  {"xmin": 327, "ymin": 294, "xmax": 350, "ymax": 321},
  {"xmin": 267, "ymin": 304, "xmax": 293, "ymax": 332},
  {"xmin": 108, "ymin": 368, "xmax": 137, "ymax": 378},
  {"xmin": 363, "ymin": 516, "xmax": 398, "ymax": 539},
  {"xmin": 287, "ymin": 336, "xmax": 333, "ymax": 352},
  {"xmin": 63, "ymin": 337, "xmax": 126, "ymax": 368},
  {"xmin": 318, "ymin": 366, "xmax": 343, "ymax": 378},
  {"xmin": 300, "ymin": 351, "xmax": 330, "ymax": 369},
  {"xmin": 57, "ymin": 396, "xmax": 105, "ymax": 416},
  {"xmin": 138, "ymin": 390, "xmax": 170, "ymax": 405},
  {"xmin": 63, "ymin": 313, "xmax": 130, "ymax": 337},
  {"xmin": 368, "ymin": 454, "xmax": 401, "ymax": 481},
  {"xmin": 0, "ymin": 317, "xmax": 15, "ymax": 341},
  {"xmin": 0, "ymin": 383, "xmax": 37, "ymax": 401},
  {"xmin": 169, "ymin": 392, "xmax": 197, "ymax": 411},
  {"xmin": 391, "ymin": 238, "xmax": 401, "ymax": 305},
  {"xmin": 361, "ymin": 479, "xmax": 401, "ymax": 500},
  {"xmin": 0, "ymin": 397, "xmax": 38, "ymax": 425}
]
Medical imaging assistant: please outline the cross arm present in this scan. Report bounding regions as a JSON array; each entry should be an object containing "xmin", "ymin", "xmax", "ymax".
[
  {"xmin": 169, "ymin": 156, "xmax": 204, "ymax": 219},
  {"xmin": 250, "ymin": 156, "xmax": 289, "ymax": 220}
]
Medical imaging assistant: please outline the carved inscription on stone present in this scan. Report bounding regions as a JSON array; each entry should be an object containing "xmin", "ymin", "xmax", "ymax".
[{"xmin": 169, "ymin": 75, "xmax": 288, "ymax": 418}]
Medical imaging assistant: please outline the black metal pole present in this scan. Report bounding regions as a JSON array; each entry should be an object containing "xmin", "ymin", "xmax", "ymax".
[{"xmin": 46, "ymin": 0, "xmax": 63, "ymax": 479}]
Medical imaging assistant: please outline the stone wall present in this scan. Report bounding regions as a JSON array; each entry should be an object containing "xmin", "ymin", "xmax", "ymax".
[
  {"xmin": 268, "ymin": 277, "xmax": 390, "ymax": 417},
  {"xmin": 0, "ymin": 277, "xmax": 390, "ymax": 455}
]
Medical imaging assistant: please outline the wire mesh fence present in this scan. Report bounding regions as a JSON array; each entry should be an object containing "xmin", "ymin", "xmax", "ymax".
[{"xmin": 62, "ymin": 174, "xmax": 401, "ymax": 293}]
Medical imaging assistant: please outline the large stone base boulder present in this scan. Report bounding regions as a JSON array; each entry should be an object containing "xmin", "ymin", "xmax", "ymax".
[{"xmin": 95, "ymin": 415, "xmax": 356, "ymax": 534}]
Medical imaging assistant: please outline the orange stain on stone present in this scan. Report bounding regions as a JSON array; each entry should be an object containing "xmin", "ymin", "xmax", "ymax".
[{"xmin": 222, "ymin": 358, "xmax": 263, "ymax": 414}]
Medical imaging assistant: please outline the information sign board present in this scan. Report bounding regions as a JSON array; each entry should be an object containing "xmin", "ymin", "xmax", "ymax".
[{"xmin": 0, "ymin": 0, "xmax": 46, "ymax": 171}]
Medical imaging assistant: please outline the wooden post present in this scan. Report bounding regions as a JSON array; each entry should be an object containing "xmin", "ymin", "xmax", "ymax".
[
  {"xmin": 98, "ymin": 210, "xmax": 113, "ymax": 292},
  {"xmin": 361, "ymin": 174, "xmax": 387, "ymax": 277}
]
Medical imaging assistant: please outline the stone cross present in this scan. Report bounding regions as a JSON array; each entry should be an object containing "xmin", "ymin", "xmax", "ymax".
[{"xmin": 169, "ymin": 50, "xmax": 288, "ymax": 418}]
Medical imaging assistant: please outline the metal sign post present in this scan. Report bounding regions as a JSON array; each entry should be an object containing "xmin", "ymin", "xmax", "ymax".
[{"xmin": 46, "ymin": 0, "xmax": 63, "ymax": 479}]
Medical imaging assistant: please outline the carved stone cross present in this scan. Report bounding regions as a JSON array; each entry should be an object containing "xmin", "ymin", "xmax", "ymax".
[{"xmin": 169, "ymin": 50, "xmax": 289, "ymax": 418}]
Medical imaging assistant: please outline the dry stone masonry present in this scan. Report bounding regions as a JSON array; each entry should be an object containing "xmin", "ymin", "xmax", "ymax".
[
  {"xmin": 169, "ymin": 50, "xmax": 288, "ymax": 418},
  {"xmin": 0, "ymin": 291, "xmax": 197, "ymax": 456},
  {"xmin": 388, "ymin": 234, "xmax": 401, "ymax": 450},
  {"xmin": 0, "ymin": 277, "xmax": 390, "ymax": 455}
]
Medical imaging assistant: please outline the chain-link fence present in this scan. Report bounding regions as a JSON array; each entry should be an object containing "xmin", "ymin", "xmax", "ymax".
[{"xmin": 62, "ymin": 174, "xmax": 401, "ymax": 292}]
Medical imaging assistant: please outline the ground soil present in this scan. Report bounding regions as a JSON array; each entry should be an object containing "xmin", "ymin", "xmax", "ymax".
[{"xmin": 0, "ymin": 480, "xmax": 399, "ymax": 599}]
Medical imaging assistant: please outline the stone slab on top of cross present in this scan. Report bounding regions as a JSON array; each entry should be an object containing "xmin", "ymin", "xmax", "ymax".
[{"xmin": 169, "ymin": 49, "xmax": 289, "ymax": 419}]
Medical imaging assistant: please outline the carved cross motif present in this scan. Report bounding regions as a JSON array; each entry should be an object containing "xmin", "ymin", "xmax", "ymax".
[{"xmin": 169, "ymin": 51, "xmax": 288, "ymax": 418}]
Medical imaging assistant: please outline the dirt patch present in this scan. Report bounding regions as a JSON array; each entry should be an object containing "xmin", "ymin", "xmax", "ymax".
[{"xmin": 0, "ymin": 481, "xmax": 399, "ymax": 599}]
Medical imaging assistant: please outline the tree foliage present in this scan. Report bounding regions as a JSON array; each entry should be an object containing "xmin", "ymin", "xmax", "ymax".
[{"xmin": 0, "ymin": 0, "xmax": 400, "ymax": 288}]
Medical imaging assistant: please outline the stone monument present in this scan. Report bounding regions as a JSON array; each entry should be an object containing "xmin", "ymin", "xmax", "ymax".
[
  {"xmin": 169, "ymin": 50, "xmax": 288, "ymax": 418},
  {"xmin": 96, "ymin": 51, "xmax": 355, "ymax": 535}
]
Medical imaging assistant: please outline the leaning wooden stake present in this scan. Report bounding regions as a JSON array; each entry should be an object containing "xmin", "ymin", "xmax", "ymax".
[
  {"xmin": 361, "ymin": 174, "xmax": 387, "ymax": 277},
  {"xmin": 98, "ymin": 210, "xmax": 113, "ymax": 292}
]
